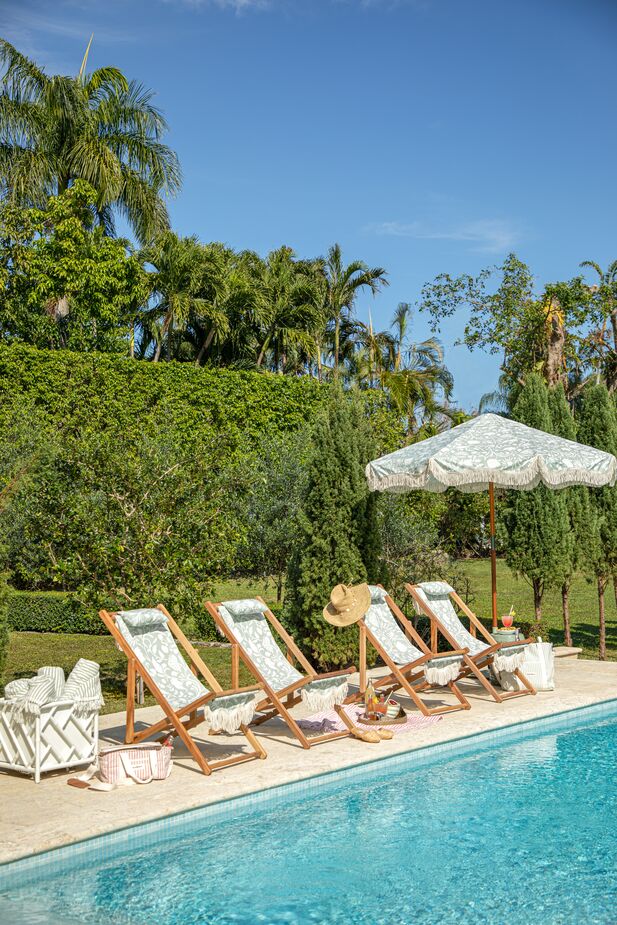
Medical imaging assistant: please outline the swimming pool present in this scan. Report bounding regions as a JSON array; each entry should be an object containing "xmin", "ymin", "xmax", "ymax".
[{"xmin": 2, "ymin": 702, "xmax": 617, "ymax": 925}]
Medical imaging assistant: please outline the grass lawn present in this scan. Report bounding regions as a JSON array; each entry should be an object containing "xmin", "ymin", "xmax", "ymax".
[
  {"xmin": 3, "ymin": 632, "xmax": 254, "ymax": 716},
  {"xmin": 3, "ymin": 562, "xmax": 615, "ymax": 716},
  {"xmin": 456, "ymin": 559, "xmax": 617, "ymax": 661}
]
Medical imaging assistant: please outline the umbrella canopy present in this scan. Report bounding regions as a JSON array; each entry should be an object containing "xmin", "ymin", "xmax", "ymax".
[
  {"xmin": 366, "ymin": 413, "xmax": 617, "ymax": 494},
  {"xmin": 366, "ymin": 413, "xmax": 617, "ymax": 627}
]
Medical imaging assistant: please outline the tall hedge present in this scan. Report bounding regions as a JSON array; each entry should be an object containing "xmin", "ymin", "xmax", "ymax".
[{"xmin": 0, "ymin": 345, "xmax": 403, "ymax": 634}]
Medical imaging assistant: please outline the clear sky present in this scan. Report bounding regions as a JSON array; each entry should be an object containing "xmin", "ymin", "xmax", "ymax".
[{"xmin": 3, "ymin": 0, "xmax": 616, "ymax": 410}]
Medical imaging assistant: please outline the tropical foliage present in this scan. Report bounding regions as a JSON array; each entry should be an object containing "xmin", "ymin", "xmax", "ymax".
[{"xmin": 0, "ymin": 38, "xmax": 180, "ymax": 242}]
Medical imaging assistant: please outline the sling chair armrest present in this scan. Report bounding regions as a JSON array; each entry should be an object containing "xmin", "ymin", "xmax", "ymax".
[
  {"xmin": 212, "ymin": 683, "xmax": 264, "ymax": 699},
  {"xmin": 476, "ymin": 643, "xmax": 501, "ymax": 656},
  {"xmin": 430, "ymin": 648, "xmax": 468, "ymax": 659},
  {"xmin": 315, "ymin": 667, "xmax": 356, "ymax": 680},
  {"xmin": 497, "ymin": 638, "xmax": 532, "ymax": 649},
  {"xmin": 277, "ymin": 669, "xmax": 355, "ymax": 699},
  {"xmin": 409, "ymin": 651, "xmax": 439, "ymax": 668}
]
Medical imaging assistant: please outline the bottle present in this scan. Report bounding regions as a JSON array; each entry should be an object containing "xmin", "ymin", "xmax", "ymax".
[{"xmin": 365, "ymin": 679, "xmax": 375, "ymax": 717}]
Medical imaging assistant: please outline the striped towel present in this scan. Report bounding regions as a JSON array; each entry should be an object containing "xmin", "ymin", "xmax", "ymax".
[
  {"xmin": 37, "ymin": 666, "xmax": 65, "ymax": 700},
  {"xmin": 4, "ymin": 678, "xmax": 31, "ymax": 700},
  {"xmin": 64, "ymin": 658, "xmax": 104, "ymax": 714}
]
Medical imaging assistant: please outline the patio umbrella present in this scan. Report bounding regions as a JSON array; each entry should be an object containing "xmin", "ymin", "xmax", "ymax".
[{"xmin": 366, "ymin": 412, "xmax": 617, "ymax": 627}]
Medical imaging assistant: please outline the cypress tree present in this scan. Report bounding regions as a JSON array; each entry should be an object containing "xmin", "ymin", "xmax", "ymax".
[
  {"xmin": 285, "ymin": 386, "xmax": 378, "ymax": 668},
  {"xmin": 502, "ymin": 373, "xmax": 568, "ymax": 621},
  {"xmin": 577, "ymin": 383, "xmax": 617, "ymax": 659},
  {"xmin": 547, "ymin": 383, "xmax": 582, "ymax": 646},
  {"xmin": 350, "ymin": 394, "xmax": 383, "ymax": 584}
]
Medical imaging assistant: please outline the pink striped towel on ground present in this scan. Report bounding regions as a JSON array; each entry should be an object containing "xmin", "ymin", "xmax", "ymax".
[{"xmin": 298, "ymin": 703, "xmax": 442, "ymax": 736}]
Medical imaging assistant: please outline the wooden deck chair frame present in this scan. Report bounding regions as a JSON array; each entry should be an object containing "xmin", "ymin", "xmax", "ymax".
[
  {"xmin": 204, "ymin": 598, "xmax": 358, "ymax": 749},
  {"xmin": 357, "ymin": 586, "xmax": 471, "ymax": 716},
  {"xmin": 99, "ymin": 604, "xmax": 267, "ymax": 775},
  {"xmin": 405, "ymin": 584, "xmax": 536, "ymax": 703}
]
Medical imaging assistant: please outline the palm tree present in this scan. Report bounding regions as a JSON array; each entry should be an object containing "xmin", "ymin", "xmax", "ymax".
[
  {"xmin": 581, "ymin": 260, "xmax": 617, "ymax": 390},
  {"xmin": 0, "ymin": 38, "xmax": 180, "ymax": 242},
  {"xmin": 382, "ymin": 339, "xmax": 454, "ymax": 436},
  {"xmin": 253, "ymin": 247, "xmax": 321, "ymax": 373},
  {"xmin": 389, "ymin": 302, "xmax": 412, "ymax": 371},
  {"xmin": 321, "ymin": 244, "xmax": 388, "ymax": 378},
  {"xmin": 139, "ymin": 232, "xmax": 209, "ymax": 362}
]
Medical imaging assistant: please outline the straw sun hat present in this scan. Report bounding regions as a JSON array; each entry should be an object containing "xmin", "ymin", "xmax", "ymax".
[{"xmin": 323, "ymin": 583, "xmax": 371, "ymax": 627}]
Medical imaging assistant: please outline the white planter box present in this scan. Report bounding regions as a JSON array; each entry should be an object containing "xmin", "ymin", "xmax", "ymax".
[{"xmin": 0, "ymin": 699, "xmax": 99, "ymax": 783}]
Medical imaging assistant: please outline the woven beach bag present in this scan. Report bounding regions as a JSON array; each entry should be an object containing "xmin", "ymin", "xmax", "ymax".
[{"xmin": 98, "ymin": 742, "xmax": 172, "ymax": 785}]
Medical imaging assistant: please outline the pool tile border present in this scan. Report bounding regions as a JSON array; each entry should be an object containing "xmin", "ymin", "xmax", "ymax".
[{"xmin": 2, "ymin": 697, "xmax": 617, "ymax": 890}]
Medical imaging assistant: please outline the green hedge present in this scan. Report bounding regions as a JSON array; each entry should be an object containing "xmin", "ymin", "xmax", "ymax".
[
  {"xmin": 7, "ymin": 590, "xmax": 103, "ymax": 634},
  {"xmin": 0, "ymin": 344, "xmax": 327, "ymax": 446}
]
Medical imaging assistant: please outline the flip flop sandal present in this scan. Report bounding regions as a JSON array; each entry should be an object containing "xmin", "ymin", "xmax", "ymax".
[{"xmin": 376, "ymin": 728, "xmax": 394, "ymax": 740}]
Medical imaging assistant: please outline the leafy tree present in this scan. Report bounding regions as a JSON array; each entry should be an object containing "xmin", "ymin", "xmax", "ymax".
[
  {"xmin": 0, "ymin": 38, "xmax": 180, "ymax": 242},
  {"xmin": 0, "ymin": 398, "xmax": 60, "ymax": 677},
  {"xmin": 242, "ymin": 429, "xmax": 309, "ymax": 602},
  {"xmin": 285, "ymin": 387, "xmax": 373, "ymax": 667},
  {"xmin": 420, "ymin": 253, "xmax": 594, "ymax": 399},
  {"xmin": 0, "ymin": 182, "xmax": 148, "ymax": 351},
  {"xmin": 501, "ymin": 374, "xmax": 570, "ymax": 621},
  {"xmin": 577, "ymin": 383, "xmax": 617, "ymax": 659}
]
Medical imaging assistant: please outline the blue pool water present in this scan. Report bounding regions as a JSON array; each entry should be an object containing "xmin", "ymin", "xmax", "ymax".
[{"xmin": 2, "ymin": 706, "xmax": 617, "ymax": 925}]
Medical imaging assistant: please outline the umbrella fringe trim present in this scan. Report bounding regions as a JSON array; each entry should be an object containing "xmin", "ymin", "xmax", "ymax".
[{"xmin": 366, "ymin": 462, "xmax": 616, "ymax": 493}]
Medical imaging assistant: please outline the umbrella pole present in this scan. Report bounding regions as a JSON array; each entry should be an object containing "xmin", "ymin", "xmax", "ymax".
[{"xmin": 489, "ymin": 482, "xmax": 498, "ymax": 628}]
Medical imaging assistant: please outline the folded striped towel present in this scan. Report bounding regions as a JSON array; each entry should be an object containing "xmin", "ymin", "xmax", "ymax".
[
  {"xmin": 4, "ymin": 678, "xmax": 31, "ymax": 700},
  {"xmin": 37, "ymin": 666, "xmax": 65, "ymax": 700},
  {"xmin": 64, "ymin": 658, "xmax": 104, "ymax": 714},
  {"xmin": 2, "ymin": 659, "xmax": 104, "ymax": 718}
]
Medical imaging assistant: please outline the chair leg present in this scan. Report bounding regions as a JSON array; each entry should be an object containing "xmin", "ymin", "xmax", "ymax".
[
  {"xmin": 448, "ymin": 680, "xmax": 471, "ymax": 710},
  {"xmin": 126, "ymin": 659, "xmax": 136, "ymax": 744},
  {"xmin": 463, "ymin": 656, "xmax": 504, "ymax": 702},
  {"xmin": 240, "ymin": 723, "xmax": 267, "ymax": 759}
]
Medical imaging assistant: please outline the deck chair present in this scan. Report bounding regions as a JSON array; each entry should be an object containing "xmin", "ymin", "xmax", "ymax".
[
  {"xmin": 204, "ymin": 598, "xmax": 358, "ymax": 749},
  {"xmin": 357, "ymin": 585, "xmax": 471, "ymax": 715},
  {"xmin": 406, "ymin": 582, "xmax": 536, "ymax": 702},
  {"xmin": 99, "ymin": 605, "xmax": 267, "ymax": 774}
]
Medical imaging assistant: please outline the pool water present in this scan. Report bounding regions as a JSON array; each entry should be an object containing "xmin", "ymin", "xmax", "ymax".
[{"xmin": 2, "ymin": 709, "xmax": 617, "ymax": 925}]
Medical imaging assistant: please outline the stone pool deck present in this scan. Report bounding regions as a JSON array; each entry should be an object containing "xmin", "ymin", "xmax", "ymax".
[{"xmin": 1, "ymin": 657, "xmax": 616, "ymax": 864}]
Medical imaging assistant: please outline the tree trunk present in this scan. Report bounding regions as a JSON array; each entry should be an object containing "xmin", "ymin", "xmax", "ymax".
[
  {"xmin": 546, "ymin": 297, "xmax": 566, "ymax": 387},
  {"xmin": 561, "ymin": 581, "xmax": 572, "ymax": 647},
  {"xmin": 334, "ymin": 317, "xmax": 340, "ymax": 379},
  {"xmin": 195, "ymin": 327, "xmax": 215, "ymax": 366},
  {"xmin": 532, "ymin": 579, "xmax": 542, "ymax": 622},
  {"xmin": 153, "ymin": 315, "xmax": 170, "ymax": 363},
  {"xmin": 597, "ymin": 576, "xmax": 607, "ymax": 660},
  {"xmin": 276, "ymin": 573, "xmax": 283, "ymax": 603}
]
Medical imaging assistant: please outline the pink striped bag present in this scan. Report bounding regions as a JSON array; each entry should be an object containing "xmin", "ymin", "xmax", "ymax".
[
  {"xmin": 99, "ymin": 742, "xmax": 172, "ymax": 785},
  {"xmin": 72, "ymin": 742, "xmax": 173, "ymax": 790}
]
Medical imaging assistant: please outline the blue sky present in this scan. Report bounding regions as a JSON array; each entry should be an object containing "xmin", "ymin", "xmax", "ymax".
[{"xmin": 3, "ymin": 0, "xmax": 617, "ymax": 409}]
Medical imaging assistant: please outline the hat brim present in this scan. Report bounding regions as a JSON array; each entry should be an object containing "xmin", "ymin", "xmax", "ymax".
[{"xmin": 322, "ymin": 583, "xmax": 371, "ymax": 627}]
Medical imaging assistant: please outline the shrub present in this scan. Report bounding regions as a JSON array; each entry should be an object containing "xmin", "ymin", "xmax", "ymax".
[{"xmin": 6, "ymin": 589, "xmax": 102, "ymax": 635}]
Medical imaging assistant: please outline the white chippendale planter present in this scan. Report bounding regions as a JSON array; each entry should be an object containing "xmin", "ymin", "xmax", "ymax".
[{"xmin": 0, "ymin": 699, "xmax": 99, "ymax": 783}]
